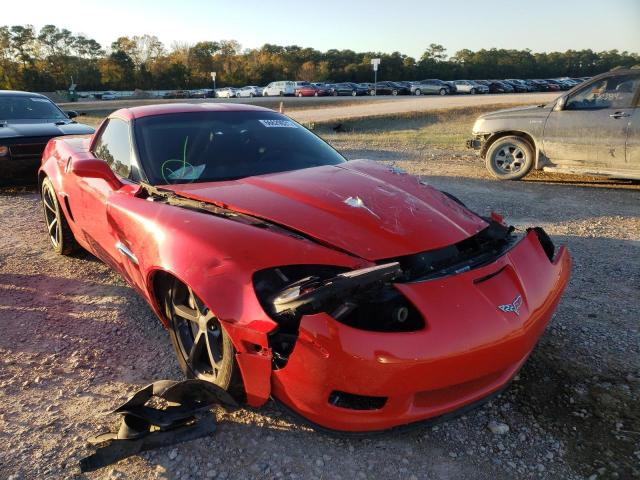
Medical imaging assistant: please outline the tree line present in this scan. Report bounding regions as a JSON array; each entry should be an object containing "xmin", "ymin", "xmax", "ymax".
[{"xmin": 1, "ymin": 24, "xmax": 638, "ymax": 92}]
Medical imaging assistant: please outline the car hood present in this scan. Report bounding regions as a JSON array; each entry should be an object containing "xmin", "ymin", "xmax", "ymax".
[
  {"xmin": 0, "ymin": 120, "xmax": 94, "ymax": 140},
  {"xmin": 478, "ymin": 104, "xmax": 554, "ymax": 120},
  {"xmin": 163, "ymin": 160, "xmax": 488, "ymax": 260}
]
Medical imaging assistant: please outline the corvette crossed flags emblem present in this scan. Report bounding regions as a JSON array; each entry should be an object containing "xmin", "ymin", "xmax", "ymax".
[{"xmin": 498, "ymin": 295, "xmax": 523, "ymax": 316}]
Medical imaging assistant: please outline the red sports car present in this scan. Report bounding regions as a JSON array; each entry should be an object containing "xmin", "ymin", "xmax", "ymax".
[{"xmin": 38, "ymin": 103, "xmax": 571, "ymax": 432}]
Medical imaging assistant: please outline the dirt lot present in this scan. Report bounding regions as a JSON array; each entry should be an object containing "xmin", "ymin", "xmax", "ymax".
[{"xmin": 0, "ymin": 118, "xmax": 639, "ymax": 480}]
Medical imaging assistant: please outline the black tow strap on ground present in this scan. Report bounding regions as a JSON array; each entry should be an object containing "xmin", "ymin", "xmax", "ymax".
[{"xmin": 79, "ymin": 379, "xmax": 237, "ymax": 473}]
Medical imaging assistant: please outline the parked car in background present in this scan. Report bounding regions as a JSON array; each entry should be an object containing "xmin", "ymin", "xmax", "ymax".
[
  {"xmin": 413, "ymin": 79, "xmax": 450, "ymax": 96},
  {"xmin": 215, "ymin": 87, "xmax": 238, "ymax": 98},
  {"xmin": 535, "ymin": 79, "xmax": 560, "ymax": 91},
  {"xmin": 484, "ymin": 81, "xmax": 513, "ymax": 93},
  {"xmin": 100, "ymin": 91, "xmax": 118, "ymax": 100},
  {"xmin": 545, "ymin": 79, "xmax": 570, "ymax": 90},
  {"xmin": 327, "ymin": 82, "xmax": 369, "ymax": 96},
  {"xmin": 263, "ymin": 81, "xmax": 296, "ymax": 97},
  {"xmin": 236, "ymin": 86, "xmax": 263, "ymax": 98},
  {"xmin": 295, "ymin": 84, "xmax": 327, "ymax": 97},
  {"xmin": 0, "ymin": 90, "xmax": 94, "ymax": 184},
  {"xmin": 467, "ymin": 68, "xmax": 640, "ymax": 180},
  {"xmin": 190, "ymin": 89, "xmax": 215, "ymax": 98},
  {"xmin": 501, "ymin": 80, "xmax": 527, "ymax": 93},
  {"xmin": 369, "ymin": 81, "xmax": 410, "ymax": 96},
  {"xmin": 453, "ymin": 80, "xmax": 489, "ymax": 94}
]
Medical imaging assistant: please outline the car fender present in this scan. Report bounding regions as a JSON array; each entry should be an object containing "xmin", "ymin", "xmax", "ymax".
[{"xmin": 104, "ymin": 192, "xmax": 361, "ymax": 406}]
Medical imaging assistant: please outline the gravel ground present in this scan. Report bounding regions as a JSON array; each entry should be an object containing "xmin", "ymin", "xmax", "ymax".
[{"xmin": 0, "ymin": 143, "xmax": 638, "ymax": 480}]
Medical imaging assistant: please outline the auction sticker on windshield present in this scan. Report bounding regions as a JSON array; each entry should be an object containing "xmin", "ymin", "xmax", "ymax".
[{"xmin": 258, "ymin": 119, "xmax": 298, "ymax": 128}]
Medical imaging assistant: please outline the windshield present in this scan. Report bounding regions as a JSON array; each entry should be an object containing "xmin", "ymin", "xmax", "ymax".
[
  {"xmin": 135, "ymin": 111, "xmax": 347, "ymax": 185},
  {"xmin": 0, "ymin": 95, "xmax": 67, "ymax": 121}
]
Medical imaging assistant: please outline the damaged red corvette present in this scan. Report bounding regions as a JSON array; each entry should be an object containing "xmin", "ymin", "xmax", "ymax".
[{"xmin": 38, "ymin": 103, "xmax": 571, "ymax": 432}]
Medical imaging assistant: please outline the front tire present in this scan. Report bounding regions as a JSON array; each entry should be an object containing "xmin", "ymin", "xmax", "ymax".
[
  {"xmin": 41, "ymin": 177, "xmax": 78, "ymax": 255},
  {"xmin": 164, "ymin": 278, "xmax": 238, "ymax": 391},
  {"xmin": 470, "ymin": 88, "xmax": 476, "ymax": 95},
  {"xmin": 439, "ymin": 88, "xmax": 447, "ymax": 96},
  {"xmin": 485, "ymin": 136, "xmax": 534, "ymax": 180},
  {"xmin": 414, "ymin": 89, "xmax": 422, "ymax": 96}
]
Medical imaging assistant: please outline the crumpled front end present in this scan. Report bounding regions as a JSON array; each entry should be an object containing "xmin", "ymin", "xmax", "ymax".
[{"xmin": 269, "ymin": 230, "xmax": 571, "ymax": 432}]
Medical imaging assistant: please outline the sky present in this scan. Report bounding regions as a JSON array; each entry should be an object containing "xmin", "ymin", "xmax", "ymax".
[{"xmin": 5, "ymin": 0, "xmax": 640, "ymax": 58}]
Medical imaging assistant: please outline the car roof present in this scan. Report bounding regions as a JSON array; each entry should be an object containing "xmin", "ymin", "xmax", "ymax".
[
  {"xmin": 0, "ymin": 90, "xmax": 50, "ymax": 99},
  {"xmin": 111, "ymin": 102, "xmax": 274, "ymax": 120}
]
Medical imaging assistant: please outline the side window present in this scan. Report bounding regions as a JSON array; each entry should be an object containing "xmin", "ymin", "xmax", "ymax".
[
  {"xmin": 566, "ymin": 74, "xmax": 640, "ymax": 111},
  {"xmin": 92, "ymin": 118, "xmax": 132, "ymax": 178}
]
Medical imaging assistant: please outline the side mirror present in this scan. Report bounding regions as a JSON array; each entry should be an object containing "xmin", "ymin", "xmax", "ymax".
[
  {"xmin": 71, "ymin": 158, "xmax": 122, "ymax": 190},
  {"xmin": 554, "ymin": 96, "xmax": 567, "ymax": 111},
  {"xmin": 66, "ymin": 110, "xmax": 78, "ymax": 119}
]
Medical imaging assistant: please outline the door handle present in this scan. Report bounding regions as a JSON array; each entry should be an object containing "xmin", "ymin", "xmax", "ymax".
[
  {"xmin": 609, "ymin": 112, "xmax": 631, "ymax": 119},
  {"xmin": 115, "ymin": 241, "xmax": 138, "ymax": 265}
]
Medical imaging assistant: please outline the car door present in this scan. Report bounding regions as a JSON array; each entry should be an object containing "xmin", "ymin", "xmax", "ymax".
[
  {"xmin": 74, "ymin": 117, "xmax": 135, "ymax": 269},
  {"xmin": 543, "ymin": 73, "xmax": 640, "ymax": 171},
  {"xmin": 623, "ymin": 105, "xmax": 640, "ymax": 178}
]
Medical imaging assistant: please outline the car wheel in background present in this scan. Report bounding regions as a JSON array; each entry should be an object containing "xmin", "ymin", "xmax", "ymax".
[
  {"xmin": 485, "ymin": 135, "xmax": 534, "ymax": 180},
  {"xmin": 279, "ymin": 91, "xmax": 284, "ymax": 96},
  {"xmin": 332, "ymin": 90, "xmax": 338, "ymax": 96},
  {"xmin": 439, "ymin": 88, "xmax": 447, "ymax": 96},
  {"xmin": 351, "ymin": 90, "xmax": 357, "ymax": 96},
  {"xmin": 41, "ymin": 177, "xmax": 78, "ymax": 255},
  {"xmin": 392, "ymin": 89, "xmax": 398, "ymax": 96},
  {"xmin": 297, "ymin": 92, "xmax": 303, "ymax": 97},
  {"xmin": 414, "ymin": 89, "xmax": 422, "ymax": 96},
  {"xmin": 369, "ymin": 90, "xmax": 376, "ymax": 96},
  {"xmin": 470, "ymin": 88, "xmax": 476, "ymax": 95},
  {"xmin": 164, "ymin": 278, "xmax": 240, "ymax": 393},
  {"xmin": 314, "ymin": 92, "xmax": 318, "ymax": 96}
]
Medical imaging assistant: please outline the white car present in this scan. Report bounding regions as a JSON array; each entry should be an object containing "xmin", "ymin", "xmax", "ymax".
[
  {"xmin": 236, "ymin": 86, "xmax": 263, "ymax": 98},
  {"xmin": 100, "ymin": 91, "xmax": 118, "ymax": 100},
  {"xmin": 262, "ymin": 81, "xmax": 296, "ymax": 97},
  {"xmin": 453, "ymin": 80, "xmax": 489, "ymax": 94},
  {"xmin": 216, "ymin": 87, "xmax": 238, "ymax": 98}
]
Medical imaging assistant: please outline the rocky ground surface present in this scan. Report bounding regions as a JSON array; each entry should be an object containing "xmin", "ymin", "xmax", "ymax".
[{"xmin": 0, "ymin": 142, "xmax": 638, "ymax": 480}]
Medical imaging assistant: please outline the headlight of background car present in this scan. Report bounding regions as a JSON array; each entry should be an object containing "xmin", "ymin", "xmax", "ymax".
[
  {"xmin": 252, "ymin": 263, "xmax": 424, "ymax": 333},
  {"xmin": 0, "ymin": 146, "xmax": 9, "ymax": 157}
]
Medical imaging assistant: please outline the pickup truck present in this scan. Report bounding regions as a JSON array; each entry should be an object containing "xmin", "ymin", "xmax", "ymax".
[{"xmin": 467, "ymin": 68, "xmax": 640, "ymax": 180}]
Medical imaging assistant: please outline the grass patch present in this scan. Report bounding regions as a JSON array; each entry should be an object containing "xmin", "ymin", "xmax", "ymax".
[{"xmin": 314, "ymin": 103, "xmax": 536, "ymax": 150}]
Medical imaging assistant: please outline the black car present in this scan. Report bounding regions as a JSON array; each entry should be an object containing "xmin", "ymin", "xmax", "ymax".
[
  {"xmin": 0, "ymin": 91, "xmax": 94, "ymax": 184},
  {"xmin": 369, "ymin": 81, "xmax": 410, "ymax": 96},
  {"xmin": 502, "ymin": 80, "xmax": 528, "ymax": 93},
  {"xmin": 328, "ymin": 82, "xmax": 369, "ymax": 96},
  {"xmin": 487, "ymin": 80, "xmax": 514, "ymax": 93}
]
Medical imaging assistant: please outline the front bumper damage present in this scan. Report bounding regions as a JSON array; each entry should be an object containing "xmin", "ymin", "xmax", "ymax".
[{"xmin": 266, "ymin": 229, "xmax": 571, "ymax": 432}]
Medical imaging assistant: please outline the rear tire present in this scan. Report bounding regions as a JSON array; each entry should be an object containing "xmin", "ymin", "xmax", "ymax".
[
  {"xmin": 41, "ymin": 177, "xmax": 78, "ymax": 255},
  {"xmin": 414, "ymin": 89, "xmax": 422, "ymax": 96},
  {"xmin": 392, "ymin": 89, "xmax": 398, "ymax": 96},
  {"xmin": 470, "ymin": 88, "xmax": 476, "ymax": 95},
  {"xmin": 351, "ymin": 90, "xmax": 357, "ymax": 96},
  {"xmin": 485, "ymin": 135, "xmax": 534, "ymax": 180},
  {"xmin": 439, "ymin": 88, "xmax": 447, "ymax": 96}
]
